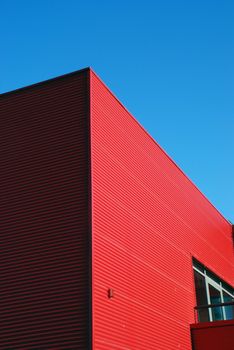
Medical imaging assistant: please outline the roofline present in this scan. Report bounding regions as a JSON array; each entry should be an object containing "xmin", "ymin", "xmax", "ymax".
[
  {"xmin": 89, "ymin": 69, "xmax": 232, "ymax": 229},
  {"xmin": 0, "ymin": 67, "xmax": 90, "ymax": 98},
  {"xmin": 1, "ymin": 66, "xmax": 231, "ymax": 228}
]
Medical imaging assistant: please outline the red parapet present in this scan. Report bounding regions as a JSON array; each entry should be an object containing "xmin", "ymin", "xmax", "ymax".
[{"xmin": 191, "ymin": 320, "xmax": 234, "ymax": 350}]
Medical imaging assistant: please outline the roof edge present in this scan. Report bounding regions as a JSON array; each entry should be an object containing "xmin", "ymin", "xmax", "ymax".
[
  {"xmin": 0, "ymin": 67, "xmax": 91, "ymax": 98},
  {"xmin": 1, "ymin": 66, "xmax": 231, "ymax": 228},
  {"xmin": 89, "ymin": 69, "xmax": 232, "ymax": 229}
]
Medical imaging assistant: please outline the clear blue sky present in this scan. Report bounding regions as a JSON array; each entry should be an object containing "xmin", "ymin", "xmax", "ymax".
[{"xmin": 1, "ymin": 1, "xmax": 233, "ymax": 222}]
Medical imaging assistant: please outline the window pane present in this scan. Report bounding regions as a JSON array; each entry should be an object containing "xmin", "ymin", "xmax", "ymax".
[
  {"xmin": 194, "ymin": 270, "xmax": 209, "ymax": 322},
  {"xmin": 223, "ymin": 291, "xmax": 234, "ymax": 320},
  {"xmin": 208, "ymin": 284, "xmax": 223, "ymax": 321}
]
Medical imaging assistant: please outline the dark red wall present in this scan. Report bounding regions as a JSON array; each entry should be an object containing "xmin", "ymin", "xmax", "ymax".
[
  {"xmin": 0, "ymin": 70, "xmax": 91, "ymax": 349},
  {"xmin": 90, "ymin": 70, "xmax": 234, "ymax": 350},
  {"xmin": 191, "ymin": 320, "xmax": 234, "ymax": 350}
]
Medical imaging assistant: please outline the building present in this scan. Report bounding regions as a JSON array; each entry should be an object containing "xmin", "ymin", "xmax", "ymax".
[{"xmin": 0, "ymin": 68, "xmax": 233, "ymax": 350}]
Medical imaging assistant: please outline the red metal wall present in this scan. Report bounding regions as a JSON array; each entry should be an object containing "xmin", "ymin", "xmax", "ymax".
[
  {"xmin": 0, "ymin": 70, "xmax": 91, "ymax": 349},
  {"xmin": 191, "ymin": 320, "xmax": 234, "ymax": 350},
  {"xmin": 90, "ymin": 70, "xmax": 234, "ymax": 349}
]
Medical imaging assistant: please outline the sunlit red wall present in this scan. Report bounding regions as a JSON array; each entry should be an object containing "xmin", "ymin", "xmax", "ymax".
[{"xmin": 90, "ymin": 69, "xmax": 234, "ymax": 350}]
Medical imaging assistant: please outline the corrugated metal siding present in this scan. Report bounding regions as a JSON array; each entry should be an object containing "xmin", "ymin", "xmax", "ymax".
[
  {"xmin": 90, "ymin": 70, "xmax": 234, "ymax": 350},
  {"xmin": 0, "ymin": 71, "xmax": 91, "ymax": 349}
]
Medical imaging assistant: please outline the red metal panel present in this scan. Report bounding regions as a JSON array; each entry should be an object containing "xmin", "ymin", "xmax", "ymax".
[
  {"xmin": 191, "ymin": 320, "xmax": 234, "ymax": 350},
  {"xmin": 0, "ymin": 70, "xmax": 91, "ymax": 349},
  {"xmin": 90, "ymin": 70, "xmax": 234, "ymax": 349}
]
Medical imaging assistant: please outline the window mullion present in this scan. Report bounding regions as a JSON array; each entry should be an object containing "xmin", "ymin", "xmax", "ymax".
[
  {"xmin": 204, "ymin": 270, "xmax": 213, "ymax": 321},
  {"xmin": 220, "ymin": 282, "xmax": 227, "ymax": 320}
]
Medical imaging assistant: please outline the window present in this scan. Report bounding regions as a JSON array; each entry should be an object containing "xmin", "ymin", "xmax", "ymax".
[{"xmin": 193, "ymin": 259, "xmax": 234, "ymax": 322}]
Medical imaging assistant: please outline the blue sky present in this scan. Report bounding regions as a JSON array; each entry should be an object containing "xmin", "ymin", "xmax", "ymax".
[{"xmin": 1, "ymin": 0, "xmax": 233, "ymax": 222}]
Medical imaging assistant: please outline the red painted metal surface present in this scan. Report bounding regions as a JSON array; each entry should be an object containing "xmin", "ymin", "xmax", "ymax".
[
  {"xmin": 1, "ymin": 68, "xmax": 233, "ymax": 349},
  {"xmin": 90, "ymin": 70, "xmax": 234, "ymax": 349},
  {"xmin": 0, "ymin": 70, "xmax": 91, "ymax": 349},
  {"xmin": 191, "ymin": 320, "xmax": 234, "ymax": 350}
]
